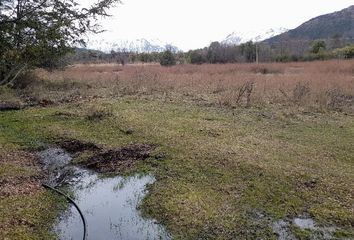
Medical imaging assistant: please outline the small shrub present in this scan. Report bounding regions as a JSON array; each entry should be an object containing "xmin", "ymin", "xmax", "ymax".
[{"xmin": 218, "ymin": 81, "xmax": 255, "ymax": 108}]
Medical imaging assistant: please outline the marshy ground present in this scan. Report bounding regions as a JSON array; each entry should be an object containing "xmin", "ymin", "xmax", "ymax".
[{"xmin": 0, "ymin": 60, "xmax": 353, "ymax": 239}]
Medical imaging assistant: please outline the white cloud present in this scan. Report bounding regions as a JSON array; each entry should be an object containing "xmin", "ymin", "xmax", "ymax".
[{"xmin": 80, "ymin": 0, "xmax": 354, "ymax": 51}]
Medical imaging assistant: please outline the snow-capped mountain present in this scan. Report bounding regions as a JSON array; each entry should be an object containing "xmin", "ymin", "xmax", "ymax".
[
  {"xmin": 222, "ymin": 28, "xmax": 288, "ymax": 45},
  {"xmin": 87, "ymin": 38, "xmax": 180, "ymax": 53}
]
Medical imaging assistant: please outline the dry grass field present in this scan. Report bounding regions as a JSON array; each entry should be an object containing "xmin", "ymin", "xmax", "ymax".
[
  {"xmin": 34, "ymin": 60, "xmax": 354, "ymax": 112},
  {"xmin": 1, "ymin": 60, "xmax": 354, "ymax": 239}
]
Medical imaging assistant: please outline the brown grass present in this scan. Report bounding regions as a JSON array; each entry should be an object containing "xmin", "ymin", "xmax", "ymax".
[{"xmin": 34, "ymin": 60, "xmax": 354, "ymax": 112}]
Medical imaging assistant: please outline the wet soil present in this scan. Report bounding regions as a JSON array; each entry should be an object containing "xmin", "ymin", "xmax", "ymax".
[
  {"xmin": 0, "ymin": 102, "xmax": 22, "ymax": 112},
  {"xmin": 57, "ymin": 139, "xmax": 101, "ymax": 154},
  {"xmin": 83, "ymin": 144, "xmax": 155, "ymax": 173},
  {"xmin": 55, "ymin": 139, "xmax": 155, "ymax": 174}
]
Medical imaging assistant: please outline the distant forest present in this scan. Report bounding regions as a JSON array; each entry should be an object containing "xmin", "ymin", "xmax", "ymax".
[{"xmin": 69, "ymin": 37, "xmax": 354, "ymax": 66}]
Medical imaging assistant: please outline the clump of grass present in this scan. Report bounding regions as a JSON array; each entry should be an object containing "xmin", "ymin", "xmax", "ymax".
[
  {"xmin": 290, "ymin": 225, "xmax": 312, "ymax": 240},
  {"xmin": 218, "ymin": 81, "xmax": 255, "ymax": 108},
  {"xmin": 334, "ymin": 229, "xmax": 354, "ymax": 238},
  {"xmin": 85, "ymin": 105, "xmax": 113, "ymax": 121}
]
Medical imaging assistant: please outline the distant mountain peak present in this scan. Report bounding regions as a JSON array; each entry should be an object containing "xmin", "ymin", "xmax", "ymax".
[
  {"xmin": 87, "ymin": 38, "xmax": 180, "ymax": 53},
  {"xmin": 222, "ymin": 27, "xmax": 288, "ymax": 45}
]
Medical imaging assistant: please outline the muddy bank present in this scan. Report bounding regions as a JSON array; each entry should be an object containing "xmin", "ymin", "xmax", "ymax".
[
  {"xmin": 84, "ymin": 144, "xmax": 155, "ymax": 173},
  {"xmin": 56, "ymin": 139, "xmax": 156, "ymax": 174},
  {"xmin": 58, "ymin": 139, "xmax": 101, "ymax": 154}
]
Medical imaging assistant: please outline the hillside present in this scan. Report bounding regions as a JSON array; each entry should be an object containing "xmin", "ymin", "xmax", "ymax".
[{"xmin": 266, "ymin": 5, "xmax": 354, "ymax": 45}]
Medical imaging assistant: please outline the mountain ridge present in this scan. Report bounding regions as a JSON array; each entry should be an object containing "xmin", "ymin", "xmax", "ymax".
[
  {"xmin": 87, "ymin": 38, "xmax": 180, "ymax": 53},
  {"xmin": 266, "ymin": 5, "xmax": 354, "ymax": 44},
  {"xmin": 222, "ymin": 28, "xmax": 288, "ymax": 45}
]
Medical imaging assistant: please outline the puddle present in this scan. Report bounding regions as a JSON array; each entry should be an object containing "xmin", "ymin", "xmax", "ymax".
[
  {"xmin": 272, "ymin": 217, "xmax": 337, "ymax": 240},
  {"xmin": 38, "ymin": 148, "xmax": 73, "ymax": 186},
  {"xmin": 38, "ymin": 147, "xmax": 171, "ymax": 240},
  {"xmin": 272, "ymin": 220, "xmax": 296, "ymax": 240},
  {"xmin": 293, "ymin": 217, "xmax": 316, "ymax": 230}
]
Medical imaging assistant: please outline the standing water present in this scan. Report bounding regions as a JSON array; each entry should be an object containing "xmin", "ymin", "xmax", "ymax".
[{"xmin": 38, "ymin": 148, "xmax": 171, "ymax": 240}]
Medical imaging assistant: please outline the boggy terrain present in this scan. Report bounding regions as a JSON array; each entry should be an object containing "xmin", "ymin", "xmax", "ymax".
[{"xmin": 0, "ymin": 60, "xmax": 354, "ymax": 239}]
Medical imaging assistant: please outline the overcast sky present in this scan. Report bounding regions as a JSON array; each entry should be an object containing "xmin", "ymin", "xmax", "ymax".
[{"xmin": 83, "ymin": 0, "xmax": 354, "ymax": 51}]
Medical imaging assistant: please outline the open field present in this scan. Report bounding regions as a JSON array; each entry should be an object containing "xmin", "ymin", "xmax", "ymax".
[
  {"xmin": 1, "ymin": 60, "xmax": 354, "ymax": 239},
  {"xmin": 32, "ymin": 60, "xmax": 354, "ymax": 112}
]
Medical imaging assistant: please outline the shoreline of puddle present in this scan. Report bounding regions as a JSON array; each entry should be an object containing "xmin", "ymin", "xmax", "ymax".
[{"xmin": 38, "ymin": 147, "xmax": 171, "ymax": 240}]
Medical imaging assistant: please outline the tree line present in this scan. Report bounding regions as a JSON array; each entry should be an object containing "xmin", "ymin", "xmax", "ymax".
[{"xmin": 69, "ymin": 39, "xmax": 354, "ymax": 66}]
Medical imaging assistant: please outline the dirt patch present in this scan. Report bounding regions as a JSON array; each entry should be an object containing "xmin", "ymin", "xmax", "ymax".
[
  {"xmin": 21, "ymin": 96, "xmax": 55, "ymax": 107},
  {"xmin": 83, "ymin": 144, "xmax": 155, "ymax": 173},
  {"xmin": 57, "ymin": 139, "xmax": 101, "ymax": 154},
  {"xmin": 0, "ymin": 177, "xmax": 42, "ymax": 197},
  {"xmin": 0, "ymin": 150, "xmax": 43, "ymax": 197}
]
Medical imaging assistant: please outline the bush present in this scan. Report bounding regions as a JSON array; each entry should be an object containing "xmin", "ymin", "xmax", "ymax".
[
  {"xmin": 311, "ymin": 40, "xmax": 326, "ymax": 54},
  {"xmin": 343, "ymin": 45, "xmax": 354, "ymax": 58},
  {"xmin": 335, "ymin": 45, "xmax": 354, "ymax": 59},
  {"xmin": 160, "ymin": 50, "xmax": 176, "ymax": 66}
]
